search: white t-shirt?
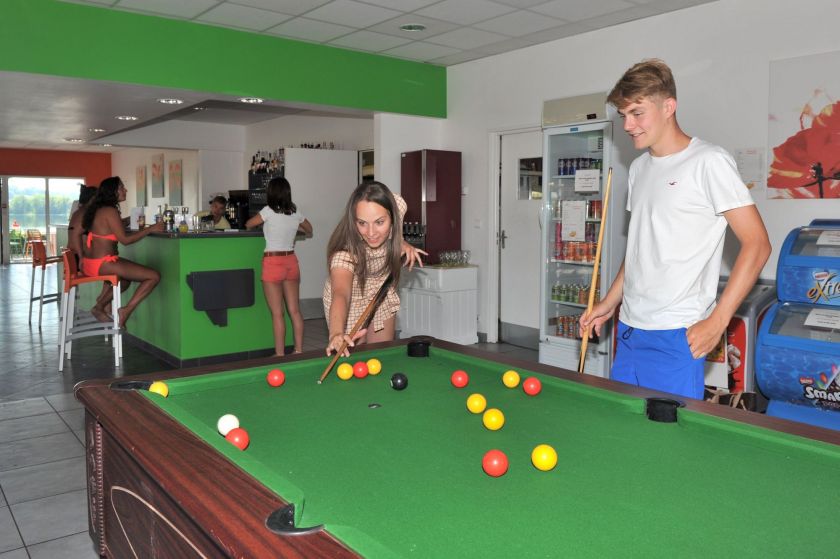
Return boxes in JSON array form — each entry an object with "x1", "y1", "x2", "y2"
[
  {"x1": 620, "y1": 137, "x2": 754, "y2": 330},
  {"x1": 259, "y1": 205, "x2": 305, "y2": 252}
]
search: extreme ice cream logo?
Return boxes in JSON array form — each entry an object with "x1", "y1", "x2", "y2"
[
  {"x1": 807, "y1": 271, "x2": 840, "y2": 304},
  {"x1": 802, "y1": 365, "x2": 840, "y2": 410}
]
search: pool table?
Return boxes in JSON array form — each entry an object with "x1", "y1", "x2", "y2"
[{"x1": 75, "y1": 338, "x2": 840, "y2": 558}]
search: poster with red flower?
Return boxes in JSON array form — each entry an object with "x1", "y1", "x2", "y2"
[{"x1": 768, "y1": 50, "x2": 840, "y2": 199}]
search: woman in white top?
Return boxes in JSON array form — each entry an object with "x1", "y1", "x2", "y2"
[{"x1": 246, "y1": 177, "x2": 312, "y2": 356}]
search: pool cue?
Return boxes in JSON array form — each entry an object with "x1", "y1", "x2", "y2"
[
  {"x1": 318, "y1": 273, "x2": 395, "y2": 384},
  {"x1": 578, "y1": 167, "x2": 613, "y2": 374}
]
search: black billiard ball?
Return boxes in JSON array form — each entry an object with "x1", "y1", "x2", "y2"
[{"x1": 390, "y1": 373, "x2": 408, "y2": 391}]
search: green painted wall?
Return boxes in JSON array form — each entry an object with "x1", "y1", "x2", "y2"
[{"x1": 1, "y1": 0, "x2": 446, "y2": 117}]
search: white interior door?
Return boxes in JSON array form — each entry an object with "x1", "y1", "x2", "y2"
[{"x1": 499, "y1": 129, "x2": 543, "y2": 345}]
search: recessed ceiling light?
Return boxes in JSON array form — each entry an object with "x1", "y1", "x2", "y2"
[
  {"x1": 115, "y1": 115, "x2": 138, "y2": 121},
  {"x1": 193, "y1": 106, "x2": 206, "y2": 111},
  {"x1": 157, "y1": 98, "x2": 184, "y2": 105},
  {"x1": 64, "y1": 138, "x2": 85, "y2": 143},
  {"x1": 88, "y1": 127, "x2": 106, "y2": 133},
  {"x1": 399, "y1": 23, "x2": 426, "y2": 32},
  {"x1": 239, "y1": 97, "x2": 264, "y2": 104},
  {"x1": 102, "y1": 144, "x2": 113, "y2": 147}
]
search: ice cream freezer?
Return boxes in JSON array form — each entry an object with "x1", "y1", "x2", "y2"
[{"x1": 756, "y1": 302, "x2": 840, "y2": 430}]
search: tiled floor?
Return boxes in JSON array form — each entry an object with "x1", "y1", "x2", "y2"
[{"x1": 0, "y1": 262, "x2": 537, "y2": 557}]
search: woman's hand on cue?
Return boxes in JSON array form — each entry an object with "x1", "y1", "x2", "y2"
[
  {"x1": 401, "y1": 241, "x2": 427, "y2": 271},
  {"x1": 326, "y1": 330, "x2": 367, "y2": 357}
]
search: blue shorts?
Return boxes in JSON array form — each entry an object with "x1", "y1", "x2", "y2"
[{"x1": 611, "y1": 321, "x2": 705, "y2": 400}]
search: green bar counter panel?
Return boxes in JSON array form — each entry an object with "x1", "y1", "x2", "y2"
[
  {"x1": 119, "y1": 231, "x2": 292, "y2": 366},
  {"x1": 75, "y1": 338, "x2": 840, "y2": 558}
]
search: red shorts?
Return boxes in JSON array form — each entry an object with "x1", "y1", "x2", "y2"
[{"x1": 262, "y1": 254, "x2": 300, "y2": 282}]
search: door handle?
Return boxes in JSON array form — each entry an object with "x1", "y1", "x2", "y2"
[{"x1": 498, "y1": 229, "x2": 507, "y2": 249}]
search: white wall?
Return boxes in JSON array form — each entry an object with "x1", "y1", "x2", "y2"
[
  {"x1": 374, "y1": 113, "x2": 446, "y2": 193},
  {"x1": 283, "y1": 148, "x2": 359, "y2": 301},
  {"x1": 423, "y1": 0, "x2": 840, "y2": 337},
  {"x1": 198, "y1": 150, "x2": 244, "y2": 210},
  {"x1": 245, "y1": 114, "x2": 373, "y2": 172},
  {"x1": 111, "y1": 147, "x2": 199, "y2": 216}
]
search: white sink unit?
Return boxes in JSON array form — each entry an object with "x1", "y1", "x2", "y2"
[{"x1": 398, "y1": 265, "x2": 478, "y2": 345}]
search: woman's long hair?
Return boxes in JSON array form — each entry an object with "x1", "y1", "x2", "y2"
[
  {"x1": 326, "y1": 181, "x2": 402, "y2": 291},
  {"x1": 266, "y1": 177, "x2": 296, "y2": 214},
  {"x1": 82, "y1": 177, "x2": 122, "y2": 231}
]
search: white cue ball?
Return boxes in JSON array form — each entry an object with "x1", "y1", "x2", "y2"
[{"x1": 216, "y1": 414, "x2": 240, "y2": 436}]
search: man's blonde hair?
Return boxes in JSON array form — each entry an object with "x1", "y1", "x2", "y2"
[{"x1": 607, "y1": 59, "x2": 676, "y2": 109}]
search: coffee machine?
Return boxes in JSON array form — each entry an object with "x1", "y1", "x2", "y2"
[{"x1": 226, "y1": 190, "x2": 250, "y2": 229}]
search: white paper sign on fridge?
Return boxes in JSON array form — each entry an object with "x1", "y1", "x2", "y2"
[
  {"x1": 574, "y1": 169, "x2": 600, "y2": 192},
  {"x1": 561, "y1": 200, "x2": 586, "y2": 241}
]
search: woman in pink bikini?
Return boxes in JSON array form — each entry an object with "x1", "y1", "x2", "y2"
[{"x1": 82, "y1": 177, "x2": 164, "y2": 327}]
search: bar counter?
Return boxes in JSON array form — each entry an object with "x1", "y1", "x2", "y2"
[{"x1": 117, "y1": 230, "x2": 292, "y2": 366}]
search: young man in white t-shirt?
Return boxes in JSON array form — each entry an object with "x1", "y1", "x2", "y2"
[{"x1": 580, "y1": 59, "x2": 771, "y2": 399}]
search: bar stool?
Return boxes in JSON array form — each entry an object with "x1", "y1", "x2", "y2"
[
  {"x1": 29, "y1": 240, "x2": 62, "y2": 328},
  {"x1": 58, "y1": 250, "x2": 122, "y2": 372}
]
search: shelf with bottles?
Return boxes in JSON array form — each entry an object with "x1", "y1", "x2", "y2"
[
  {"x1": 549, "y1": 281, "x2": 599, "y2": 306},
  {"x1": 551, "y1": 217, "x2": 602, "y2": 223},
  {"x1": 546, "y1": 312, "x2": 600, "y2": 343}
]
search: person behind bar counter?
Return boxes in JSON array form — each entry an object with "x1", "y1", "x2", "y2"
[
  {"x1": 246, "y1": 177, "x2": 312, "y2": 356},
  {"x1": 196, "y1": 195, "x2": 231, "y2": 230},
  {"x1": 82, "y1": 176, "x2": 164, "y2": 327}
]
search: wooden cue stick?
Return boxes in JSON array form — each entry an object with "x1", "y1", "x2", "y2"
[
  {"x1": 318, "y1": 273, "x2": 395, "y2": 384},
  {"x1": 578, "y1": 167, "x2": 613, "y2": 374}
]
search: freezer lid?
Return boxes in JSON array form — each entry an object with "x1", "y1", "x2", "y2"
[
  {"x1": 769, "y1": 302, "x2": 840, "y2": 343},
  {"x1": 788, "y1": 227, "x2": 840, "y2": 257}
]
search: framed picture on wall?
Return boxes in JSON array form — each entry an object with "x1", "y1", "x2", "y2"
[
  {"x1": 136, "y1": 165, "x2": 147, "y2": 207},
  {"x1": 169, "y1": 159, "x2": 183, "y2": 206},
  {"x1": 151, "y1": 153, "x2": 164, "y2": 197}
]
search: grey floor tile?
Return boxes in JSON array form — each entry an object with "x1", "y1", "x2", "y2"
[
  {"x1": 44, "y1": 394, "x2": 83, "y2": 413},
  {"x1": 0, "y1": 433, "x2": 84, "y2": 472},
  {"x1": 58, "y1": 410, "x2": 84, "y2": 432},
  {"x1": 27, "y1": 531, "x2": 98, "y2": 559},
  {"x1": 72, "y1": 430, "x2": 85, "y2": 446},
  {"x1": 0, "y1": 457, "x2": 86, "y2": 505},
  {"x1": 0, "y1": 506, "x2": 24, "y2": 553},
  {"x1": 0, "y1": 548, "x2": 28, "y2": 559},
  {"x1": 10, "y1": 489, "x2": 88, "y2": 546},
  {"x1": 0, "y1": 488, "x2": 5, "y2": 508},
  {"x1": 0, "y1": 399, "x2": 51, "y2": 422},
  {"x1": 0, "y1": 414, "x2": 68, "y2": 445}
]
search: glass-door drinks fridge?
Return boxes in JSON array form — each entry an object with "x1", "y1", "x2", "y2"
[{"x1": 539, "y1": 120, "x2": 628, "y2": 377}]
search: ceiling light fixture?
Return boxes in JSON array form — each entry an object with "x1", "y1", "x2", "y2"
[
  {"x1": 399, "y1": 23, "x2": 426, "y2": 32},
  {"x1": 115, "y1": 115, "x2": 138, "y2": 121},
  {"x1": 102, "y1": 144, "x2": 113, "y2": 147},
  {"x1": 88, "y1": 127, "x2": 106, "y2": 133},
  {"x1": 64, "y1": 138, "x2": 85, "y2": 143},
  {"x1": 239, "y1": 97, "x2": 264, "y2": 104},
  {"x1": 157, "y1": 98, "x2": 184, "y2": 105},
  {"x1": 193, "y1": 106, "x2": 206, "y2": 111}
]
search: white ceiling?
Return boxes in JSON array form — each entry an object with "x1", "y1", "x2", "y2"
[
  {"x1": 65, "y1": 0, "x2": 715, "y2": 66},
  {"x1": 4, "y1": 0, "x2": 716, "y2": 151}
]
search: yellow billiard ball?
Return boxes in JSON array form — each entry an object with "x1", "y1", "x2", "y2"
[
  {"x1": 148, "y1": 381, "x2": 169, "y2": 398},
  {"x1": 482, "y1": 408, "x2": 505, "y2": 431},
  {"x1": 531, "y1": 444, "x2": 558, "y2": 471},
  {"x1": 367, "y1": 358, "x2": 382, "y2": 375},
  {"x1": 337, "y1": 363, "x2": 354, "y2": 380},
  {"x1": 502, "y1": 370, "x2": 520, "y2": 388},
  {"x1": 466, "y1": 393, "x2": 487, "y2": 414}
]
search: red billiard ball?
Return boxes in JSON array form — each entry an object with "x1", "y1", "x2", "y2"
[
  {"x1": 225, "y1": 427, "x2": 250, "y2": 450},
  {"x1": 267, "y1": 369, "x2": 285, "y2": 387},
  {"x1": 523, "y1": 377, "x2": 542, "y2": 396},
  {"x1": 482, "y1": 449, "x2": 508, "y2": 477},
  {"x1": 353, "y1": 361, "x2": 369, "y2": 378},
  {"x1": 451, "y1": 370, "x2": 469, "y2": 388}
]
